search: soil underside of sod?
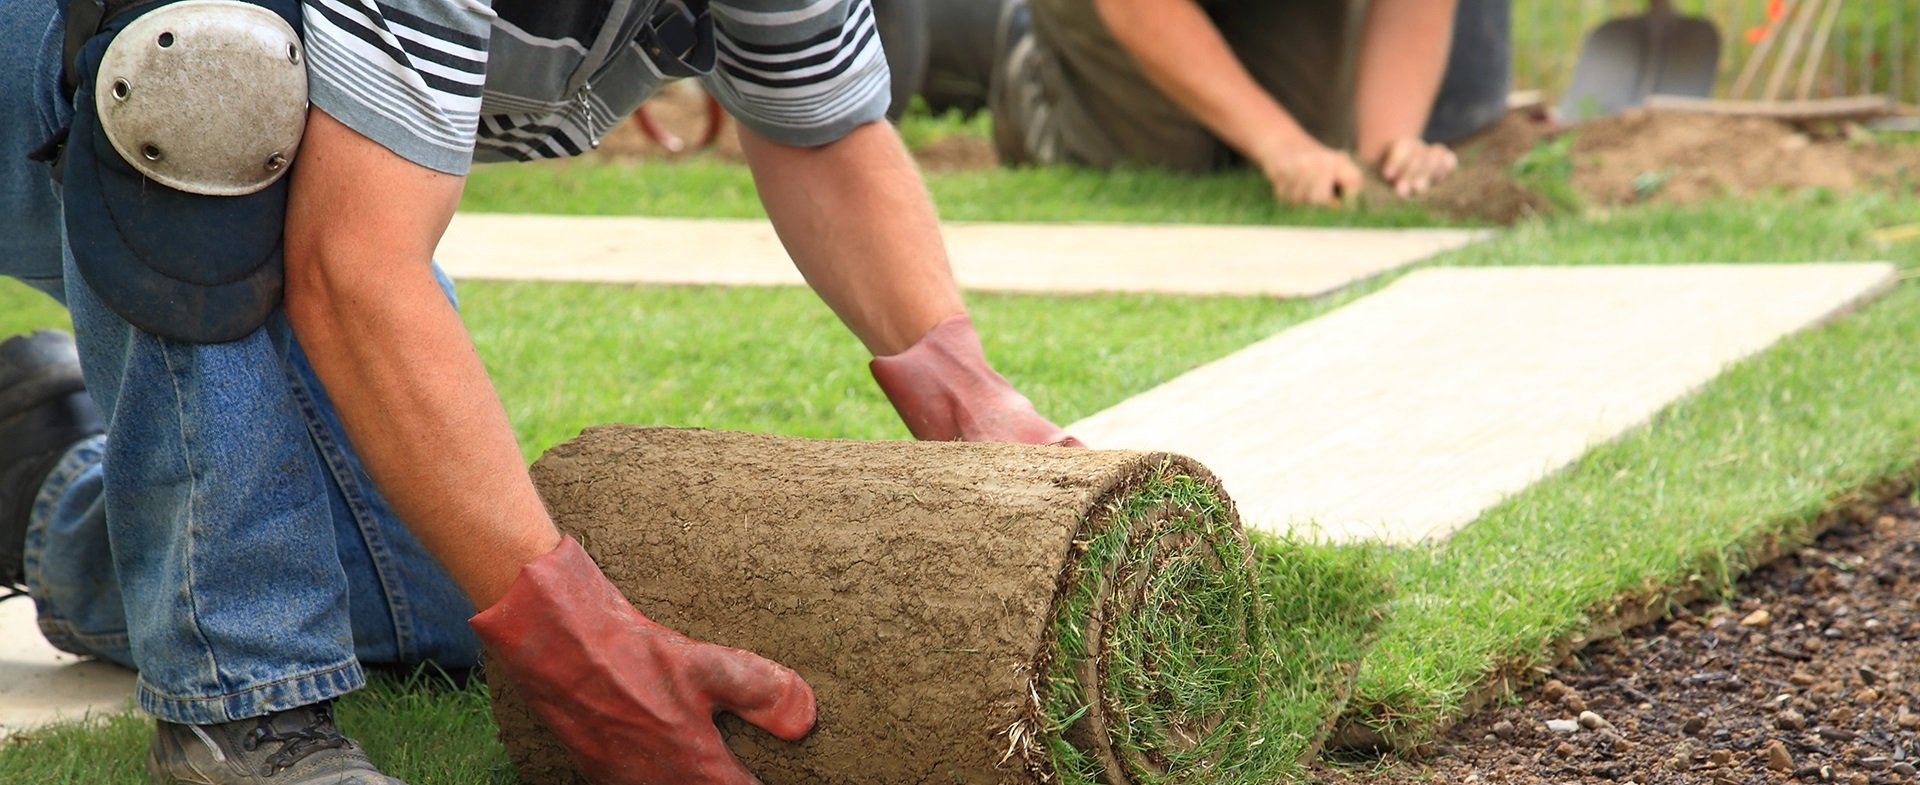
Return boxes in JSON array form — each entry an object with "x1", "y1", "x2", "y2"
[
  {"x1": 1320, "y1": 488, "x2": 1920, "y2": 785},
  {"x1": 599, "y1": 84, "x2": 1920, "y2": 225}
]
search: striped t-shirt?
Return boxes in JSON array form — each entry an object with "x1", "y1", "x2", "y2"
[{"x1": 302, "y1": 0, "x2": 891, "y2": 175}]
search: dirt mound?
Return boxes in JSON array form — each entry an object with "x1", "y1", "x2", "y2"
[
  {"x1": 1419, "y1": 108, "x2": 1920, "y2": 223},
  {"x1": 1322, "y1": 489, "x2": 1920, "y2": 785}
]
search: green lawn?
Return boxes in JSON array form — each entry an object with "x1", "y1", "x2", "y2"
[
  {"x1": 6, "y1": 140, "x2": 1920, "y2": 782},
  {"x1": 458, "y1": 156, "x2": 1465, "y2": 228}
]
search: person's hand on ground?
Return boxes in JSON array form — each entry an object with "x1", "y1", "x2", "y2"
[
  {"x1": 1373, "y1": 137, "x2": 1458, "y2": 197},
  {"x1": 1255, "y1": 139, "x2": 1365, "y2": 207},
  {"x1": 472, "y1": 537, "x2": 816, "y2": 785}
]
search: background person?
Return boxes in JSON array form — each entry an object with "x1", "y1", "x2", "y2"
[{"x1": 876, "y1": 0, "x2": 1512, "y2": 206}]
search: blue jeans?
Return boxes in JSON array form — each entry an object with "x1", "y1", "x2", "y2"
[{"x1": 3, "y1": 0, "x2": 480, "y2": 724}]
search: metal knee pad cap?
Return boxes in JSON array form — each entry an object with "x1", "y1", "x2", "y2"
[{"x1": 61, "y1": 0, "x2": 306, "y2": 344}]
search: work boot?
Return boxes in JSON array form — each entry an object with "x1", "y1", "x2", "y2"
[
  {"x1": 1, "y1": 330, "x2": 101, "y2": 592},
  {"x1": 147, "y1": 701, "x2": 405, "y2": 785},
  {"x1": 870, "y1": 314, "x2": 1084, "y2": 446},
  {"x1": 988, "y1": 0, "x2": 1056, "y2": 166}
]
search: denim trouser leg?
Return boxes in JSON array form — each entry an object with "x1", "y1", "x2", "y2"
[{"x1": 3, "y1": 0, "x2": 479, "y2": 725}]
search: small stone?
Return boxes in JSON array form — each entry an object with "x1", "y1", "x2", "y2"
[
  {"x1": 1892, "y1": 762, "x2": 1918, "y2": 777},
  {"x1": 1856, "y1": 688, "x2": 1880, "y2": 703},
  {"x1": 1825, "y1": 706, "x2": 1855, "y2": 724},
  {"x1": 1858, "y1": 666, "x2": 1885, "y2": 685},
  {"x1": 1579, "y1": 710, "x2": 1612, "y2": 731},
  {"x1": 1547, "y1": 718, "x2": 1580, "y2": 734},
  {"x1": 1683, "y1": 716, "x2": 1708, "y2": 735},
  {"x1": 1743, "y1": 609, "x2": 1774, "y2": 627},
  {"x1": 1554, "y1": 741, "x2": 1578, "y2": 758},
  {"x1": 1778, "y1": 710, "x2": 1808, "y2": 730},
  {"x1": 1790, "y1": 671, "x2": 1820, "y2": 687},
  {"x1": 1898, "y1": 708, "x2": 1920, "y2": 730},
  {"x1": 1492, "y1": 719, "x2": 1516, "y2": 740},
  {"x1": 1858, "y1": 756, "x2": 1891, "y2": 771},
  {"x1": 1793, "y1": 764, "x2": 1824, "y2": 780},
  {"x1": 1848, "y1": 774, "x2": 1869, "y2": 785},
  {"x1": 1818, "y1": 727, "x2": 1858, "y2": 742},
  {"x1": 1565, "y1": 693, "x2": 1589, "y2": 713},
  {"x1": 1542, "y1": 679, "x2": 1572, "y2": 701},
  {"x1": 1482, "y1": 733, "x2": 1499, "y2": 743},
  {"x1": 1709, "y1": 748, "x2": 1732, "y2": 766},
  {"x1": 1766, "y1": 740, "x2": 1795, "y2": 772}
]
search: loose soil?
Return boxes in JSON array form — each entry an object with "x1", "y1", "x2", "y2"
[
  {"x1": 1320, "y1": 489, "x2": 1920, "y2": 785},
  {"x1": 489, "y1": 427, "x2": 1271, "y2": 785},
  {"x1": 595, "y1": 85, "x2": 1920, "y2": 223},
  {"x1": 1417, "y1": 107, "x2": 1920, "y2": 223}
]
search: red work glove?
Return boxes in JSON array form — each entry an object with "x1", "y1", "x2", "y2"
[
  {"x1": 869, "y1": 314, "x2": 1085, "y2": 447},
  {"x1": 470, "y1": 537, "x2": 816, "y2": 785}
]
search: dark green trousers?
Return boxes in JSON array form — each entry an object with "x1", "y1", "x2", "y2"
[{"x1": 991, "y1": 0, "x2": 1364, "y2": 171}]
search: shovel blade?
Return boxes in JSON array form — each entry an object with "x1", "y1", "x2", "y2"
[{"x1": 1559, "y1": 12, "x2": 1721, "y2": 122}]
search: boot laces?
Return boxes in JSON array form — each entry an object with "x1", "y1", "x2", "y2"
[{"x1": 242, "y1": 703, "x2": 353, "y2": 775}]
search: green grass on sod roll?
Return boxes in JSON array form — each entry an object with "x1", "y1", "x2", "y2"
[
  {"x1": 6, "y1": 180, "x2": 1920, "y2": 780},
  {"x1": 1032, "y1": 470, "x2": 1355, "y2": 784}
]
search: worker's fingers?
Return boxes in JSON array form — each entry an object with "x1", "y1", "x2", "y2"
[
  {"x1": 1333, "y1": 157, "x2": 1364, "y2": 204},
  {"x1": 1390, "y1": 143, "x2": 1458, "y2": 197},
  {"x1": 695, "y1": 644, "x2": 819, "y2": 742},
  {"x1": 1419, "y1": 146, "x2": 1459, "y2": 194},
  {"x1": 1310, "y1": 166, "x2": 1340, "y2": 207},
  {"x1": 1381, "y1": 138, "x2": 1417, "y2": 183}
]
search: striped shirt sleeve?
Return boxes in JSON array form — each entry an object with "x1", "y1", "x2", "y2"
[
  {"x1": 702, "y1": 0, "x2": 891, "y2": 148},
  {"x1": 302, "y1": 0, "x2": 496, "y2": 175}
]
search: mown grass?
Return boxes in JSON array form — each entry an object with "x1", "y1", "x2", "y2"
[
  {"x1": 458, "y1": 156, "x2": 1464, "y2": 228},
  {"x1": 6, "y1": 162, "x2": 1920, "y2": 781}
]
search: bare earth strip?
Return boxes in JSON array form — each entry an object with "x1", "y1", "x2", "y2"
[
  {"x1": 1070, "y1": 263, "x2": 1897, "y2": 544},
  {"x1": 0, "y1": 599, "x2": 133, "y2": 740},
  {"x1": 436, "y1": 214, "x2": 1486, "y2": 297}
]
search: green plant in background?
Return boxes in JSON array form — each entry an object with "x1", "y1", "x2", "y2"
[{"x1": 1510, "y1": 131, "x2": 1582, "y2": 212}]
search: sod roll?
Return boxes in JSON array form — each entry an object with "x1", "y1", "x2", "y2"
[{"x1": 490, "y1": 426, "x2": 1280, "y2": 785}]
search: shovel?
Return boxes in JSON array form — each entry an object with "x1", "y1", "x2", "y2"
[{"x1": 1557, "y1": 0, "x2": 1722, "y2": 122}]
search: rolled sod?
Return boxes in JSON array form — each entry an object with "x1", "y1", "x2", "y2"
[{"x1": 487, "y1": 426, "x2": 1291, "y2": 785}]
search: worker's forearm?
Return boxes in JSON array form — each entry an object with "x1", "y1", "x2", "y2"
[
  {"x1": 286, "y1": 111, "x2": 560, "y2": 610},
  {"x1": 739, "y1": 121, "x2": 963, "y2": 356},
  {"x1": 1093, "y1": 0, "x2": 1310, "y2": 164},
  {"x1": 1353, "y1": 0, "x2": 1458, "y2": 164}
]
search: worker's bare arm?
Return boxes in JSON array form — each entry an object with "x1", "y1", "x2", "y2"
[
  {"x1": 283, "y1": 108, "x2": 561, "y2": 609},
  {"x1": 1091, "y1": 0, "x2": 1360, "y2": 205},
  {"x1": 1354, "y1": 0, "x2": 1460, "y2": 195},
  {"x1": 738, "y1": 121, "x2": 963, "y2": 356}
]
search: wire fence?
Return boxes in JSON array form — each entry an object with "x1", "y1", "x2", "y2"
[{"x1": 1512, "y1": 0, "x2": 1916, "y2": 105}]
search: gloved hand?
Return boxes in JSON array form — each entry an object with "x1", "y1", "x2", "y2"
[
  {"x1": 471, "y1": 537, "x2": 816, "y2": 785},
  {"x1": 870, "y1": 314, "x2": 1085, "y2": 447}
]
